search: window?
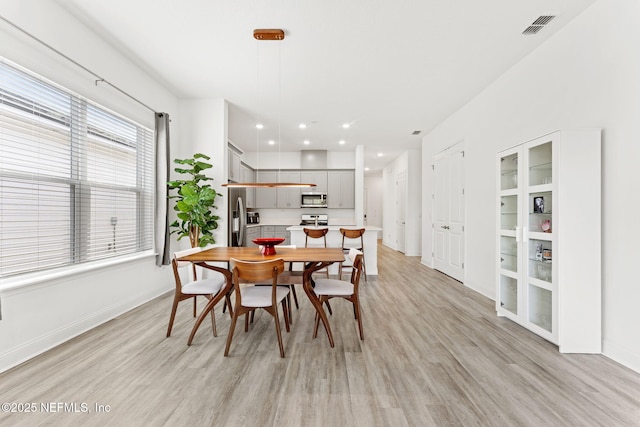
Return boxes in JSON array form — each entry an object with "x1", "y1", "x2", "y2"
[{"x1": 0, "y1": 59, "x2": 154, "y2": 277}]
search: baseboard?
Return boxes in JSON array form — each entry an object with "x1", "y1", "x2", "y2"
[
  {"x1": 602, "y1": 339, "x2": 640, "y2": 374},
  {"x1": 0, "y1": 287, "x2": 169, "y2": 374}
]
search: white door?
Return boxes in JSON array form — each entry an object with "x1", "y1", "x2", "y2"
[
  {"x1": 397, "y1": 171, "x2": 406, "y2": 253},
  {"x1": 433, "y1": 143, "x2": 465, "y2": 281}
]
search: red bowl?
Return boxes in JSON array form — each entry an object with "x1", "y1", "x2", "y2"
[
  {"x1": 252, "y1": 238, "x2": 286, "y2": 245},
  {"x1": 252, "y1": 237, "x2": 285, "y2": 255}
]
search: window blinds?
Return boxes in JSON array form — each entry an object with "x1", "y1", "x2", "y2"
[{"x1": 0, "y1": 59, "x2": 154, "y2": 277}]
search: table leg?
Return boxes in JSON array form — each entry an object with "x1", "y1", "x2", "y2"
[
  {"x1": 187, "y1": 264, "x2": 233, "y2": 346},
  {"x1": 303, "y1": 261, "x2": 335, "y2": 347}
]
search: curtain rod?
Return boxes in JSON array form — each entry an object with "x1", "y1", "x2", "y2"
[{"x1": 0, "y1": 15, "x2": 158, "y2": 114}]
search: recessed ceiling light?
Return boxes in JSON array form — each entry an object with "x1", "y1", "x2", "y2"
[
  {"x1": 268, "y1": 140, "x2": 276, "y2": 145},
  {"x1": 339, "y1": 140, "x2": 346, "y2": 145},
  {"x1": 365, "y1": 167, "x2": 370, "y2": 171},
  {"x1": 256, "y1": 123, "x2": 264, "y2": 129},
  {"x1": 377, "y1": 153, "x2": 383, "y2": 157},
  {"x1": 342, "y1": 123, "x2": 350, "y2": 129},
  {"x1": 303, "y1": 140, "x2": 310, "y2": 145},
  {"x1": 299, "y1": 123, "x2": 307, "y2": 129}
]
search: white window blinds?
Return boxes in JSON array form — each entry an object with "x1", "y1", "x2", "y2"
[{"x1": 0, "y1": 59, "x2": 154, "y2": 277}]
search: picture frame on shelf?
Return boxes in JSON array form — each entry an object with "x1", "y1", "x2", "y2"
[{"x1": 533, "y1": 196, "x2": 544, "y2": 213}]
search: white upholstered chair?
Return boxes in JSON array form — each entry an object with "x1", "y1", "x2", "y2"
[
  {"x1": 166, "y1": 247, "x2": 231, "y2": 338},
  {"x1": 312, "y1": 248, "x2": 364, "y2": 341},
  {"x1": 225, "y1": 258, "x2": 290, "y2": 358}
]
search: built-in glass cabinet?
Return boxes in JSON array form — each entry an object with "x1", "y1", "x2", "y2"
[{"x1": 496, "y1": 130, "x2": 602, "y2": 353}]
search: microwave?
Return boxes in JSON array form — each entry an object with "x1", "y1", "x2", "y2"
[{"x1": 301, "y1": 192, "x2": 327, "y2": 208}]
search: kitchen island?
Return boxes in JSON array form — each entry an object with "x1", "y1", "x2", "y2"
[{"x1": 286, "y1": 225, "x2": 382, "y2": 276}]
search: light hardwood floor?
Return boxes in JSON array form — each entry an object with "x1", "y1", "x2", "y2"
[{"x1": 1, "y1": 243, "x2": 639, "y2": 426}]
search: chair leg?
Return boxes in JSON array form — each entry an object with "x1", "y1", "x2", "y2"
[
  {"x1": 325, "y1": 299, "x2": 333, "y2": 315},
  {"x1": 286, "y1": 292, "x2": 293, "y2": 325},
  {"x1": 361, "y1": 256, "x2": 367, "y2": 283},
  {"x1": 272, "y1": 306, "x2": 285, "y2": 358},
  {"x1": 224, "y1": 293, "x2": 234, "y2": 318},
  {"x1": 224, "y1": 311, "x2": 239, "y2": 357},
  {"x1": 354, "y1": 296, "x2": 364, "y2": 340},
  {"x1": 313, "y1": 296, "x2": 327, "y2": 339},
  {"x1": 290, "y1": 285, "x2": 299, "y2": 309},
  {"x1": 282, "y1": 299, "x2": 291, "y2": 333},
  {"x1": 193, "y1": 296, "x2": 197, "y2": 317},
  {"x1": 210, "y1": 303, "x2": 217, "y2": 337},
  {"x1": 166, "y1": 294, "x2": 181, "y2": 337},
  {"x1": 245, "y1": 311, "x2": 252, "y2": 332}
]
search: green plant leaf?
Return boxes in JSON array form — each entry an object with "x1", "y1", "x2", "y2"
[{"x1": 167, "y1": 152, "x2": 220, "y2": 246}]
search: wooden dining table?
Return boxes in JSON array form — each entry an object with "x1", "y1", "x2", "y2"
[{"x1": 177, "y1": 246, "x2": 346, "y2": 348}]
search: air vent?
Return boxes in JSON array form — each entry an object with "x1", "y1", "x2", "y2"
[
  {"x1": 522, "y1": 15, "x2": 556, "y2": 35},
  {"x1": 411, "y1": 130, "x2": 422, "y2": 135}
]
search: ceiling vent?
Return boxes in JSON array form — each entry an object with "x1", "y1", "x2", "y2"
[
  {"x1": 411, "y1": 130, "x2": 422, "y2": 135},
  {"x1": 522, "y1": 15, "x2": 556, "y2": 35}
]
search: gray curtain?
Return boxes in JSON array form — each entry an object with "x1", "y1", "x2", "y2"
[{"x1": 155, "y1": 112, "x2": 171, "y2": 266}]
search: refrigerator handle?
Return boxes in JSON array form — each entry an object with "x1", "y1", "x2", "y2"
[{"x1": 237, "y1": 196, "x2": 245, "y2": 246}]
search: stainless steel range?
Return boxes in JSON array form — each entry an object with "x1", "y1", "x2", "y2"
[{"x1": 300, "y1": 214, "x2": 328, "y2": 226}]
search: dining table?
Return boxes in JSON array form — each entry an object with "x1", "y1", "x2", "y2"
[{"x1": 177, "y1": 246, "x2": 346, "y2": 348}]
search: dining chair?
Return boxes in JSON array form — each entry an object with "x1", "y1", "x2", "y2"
[
  {"x1": 339, "y1": 228, "x2": 367, "y2": 283},
  {"x1": 167, "y1": 247, "x2": 232, "y2": 338},
  {"x1": 312, "y1": 248, "x2": 365, "y2": 341},
  {"x1": 279, "y1": 228, "x2": 330, "y2": 312},
  {"x1": 225, "y1": 258, "x2": 291, "y2": 358}
]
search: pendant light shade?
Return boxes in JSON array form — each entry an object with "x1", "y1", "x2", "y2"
[{"x1": 222, "y1": 29, "x2": 315, "y2": 189}]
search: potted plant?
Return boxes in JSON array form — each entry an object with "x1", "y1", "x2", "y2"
[{"x1": 168, "y1": 153, "x2": 221, "y2": 247}]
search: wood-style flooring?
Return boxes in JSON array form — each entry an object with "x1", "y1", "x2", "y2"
[{"x1": 1, "y1": 243, "x2": 639, "y2": 426}]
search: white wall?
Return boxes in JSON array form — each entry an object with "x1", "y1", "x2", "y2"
[
  {"x1": 177, "y1": 98, "x2": 229, "y2": 247},
  {"x1": 364, "y1": 173, "x2": 383, "y2": 228},
  {"x1": 0, "y1": 1, "x2": 179, "y2": 372},
  {"x1": 421, "y1": 0, "x2": 640, "y2": 372}
]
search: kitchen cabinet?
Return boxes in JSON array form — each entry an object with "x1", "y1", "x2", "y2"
[
  {"x1": 263, "y1": 225, "x2": 289, "y2": 245},
  {"x1": 327, "y1": 170, "x2": 355, "y2": 208},
  {"x1": 277, "y1": 171, "x2": 301, "y2": 208},
  {"x1": 275, "y1": 225, "x2": 291, "y2": 245},
  {"x1": 496, "y1": 129, "x2": 601, "y2": 353},
  {"x1": 245, "y1": 225, "x2": 261, "y2": 247},
  {"x1": 241, "y1": 163, "x2": 255, "y2": 208},
  {"x1": 301, "y1": 170, "x2": 328, "y2": 193},
  {"x1": 228, "y1": 147, "x2": 241, "y2": 182},
  {"x1": 255, "y1": 171, "x2": 278, "y2": 208}
]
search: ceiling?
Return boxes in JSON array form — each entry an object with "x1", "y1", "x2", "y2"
[{"x1": 56, "y1": 0, "x2": 596, "y2": 172}]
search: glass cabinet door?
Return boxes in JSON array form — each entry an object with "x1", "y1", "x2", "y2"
[
  {"x1": 525, "y1": 139, "x2": 554, "y2": 337},
  {"x1": 499, "y1": 275, "x2": 518, "y2": 315},
  {"x1": 498, "y1": 149, "x2": 521, "y2": 318},
  {"x1": 500, "y1": 152, "x2": 518, "y2": 191}
]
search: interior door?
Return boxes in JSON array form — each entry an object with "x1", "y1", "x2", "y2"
[
  {"x1": 397, "y1": 171, "x2": 406, "y2": 253},
  {"x1": 433, "y1": 143, "x2": 465, "y2": 281}
]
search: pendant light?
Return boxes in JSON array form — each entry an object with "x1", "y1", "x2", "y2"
[{"x1": 223, "y1": 29, "x2": 315, "y2": 188}]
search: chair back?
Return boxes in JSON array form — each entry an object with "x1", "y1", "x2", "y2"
[
  {"x1": 304, "y1": 227, "x2": 328, "y2": 247},
  {"x1": 230, "y1": 258, "x2": 285, "y2": 304},
  {"x1": 172, "y1": 247, "x2": 203, "y2": 288},
  {"x1": 349, "y1": 252, "x2": 364, "y2": 287},
  {"x1": 231, "y1": 258, "x2": 285, "y2": 283},
  {"x1": 340, "y1": 228, "x2": 365, "y2": 249}
]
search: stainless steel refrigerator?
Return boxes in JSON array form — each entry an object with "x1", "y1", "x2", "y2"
[{"x1": 227, "y1": 187, "x2": 246, "y2": 247}]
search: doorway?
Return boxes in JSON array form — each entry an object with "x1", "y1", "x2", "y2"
[
  {"x1": 433, "y1": 142, "x2": 465, "y2": 281},
  {"x1": 397, "y1": 171, "x2": 406, "y2": 253}
]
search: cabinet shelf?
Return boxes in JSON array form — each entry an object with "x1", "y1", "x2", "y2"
[{"x1": 529, "y1": 161, "x2": 552, "y2": 171}]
